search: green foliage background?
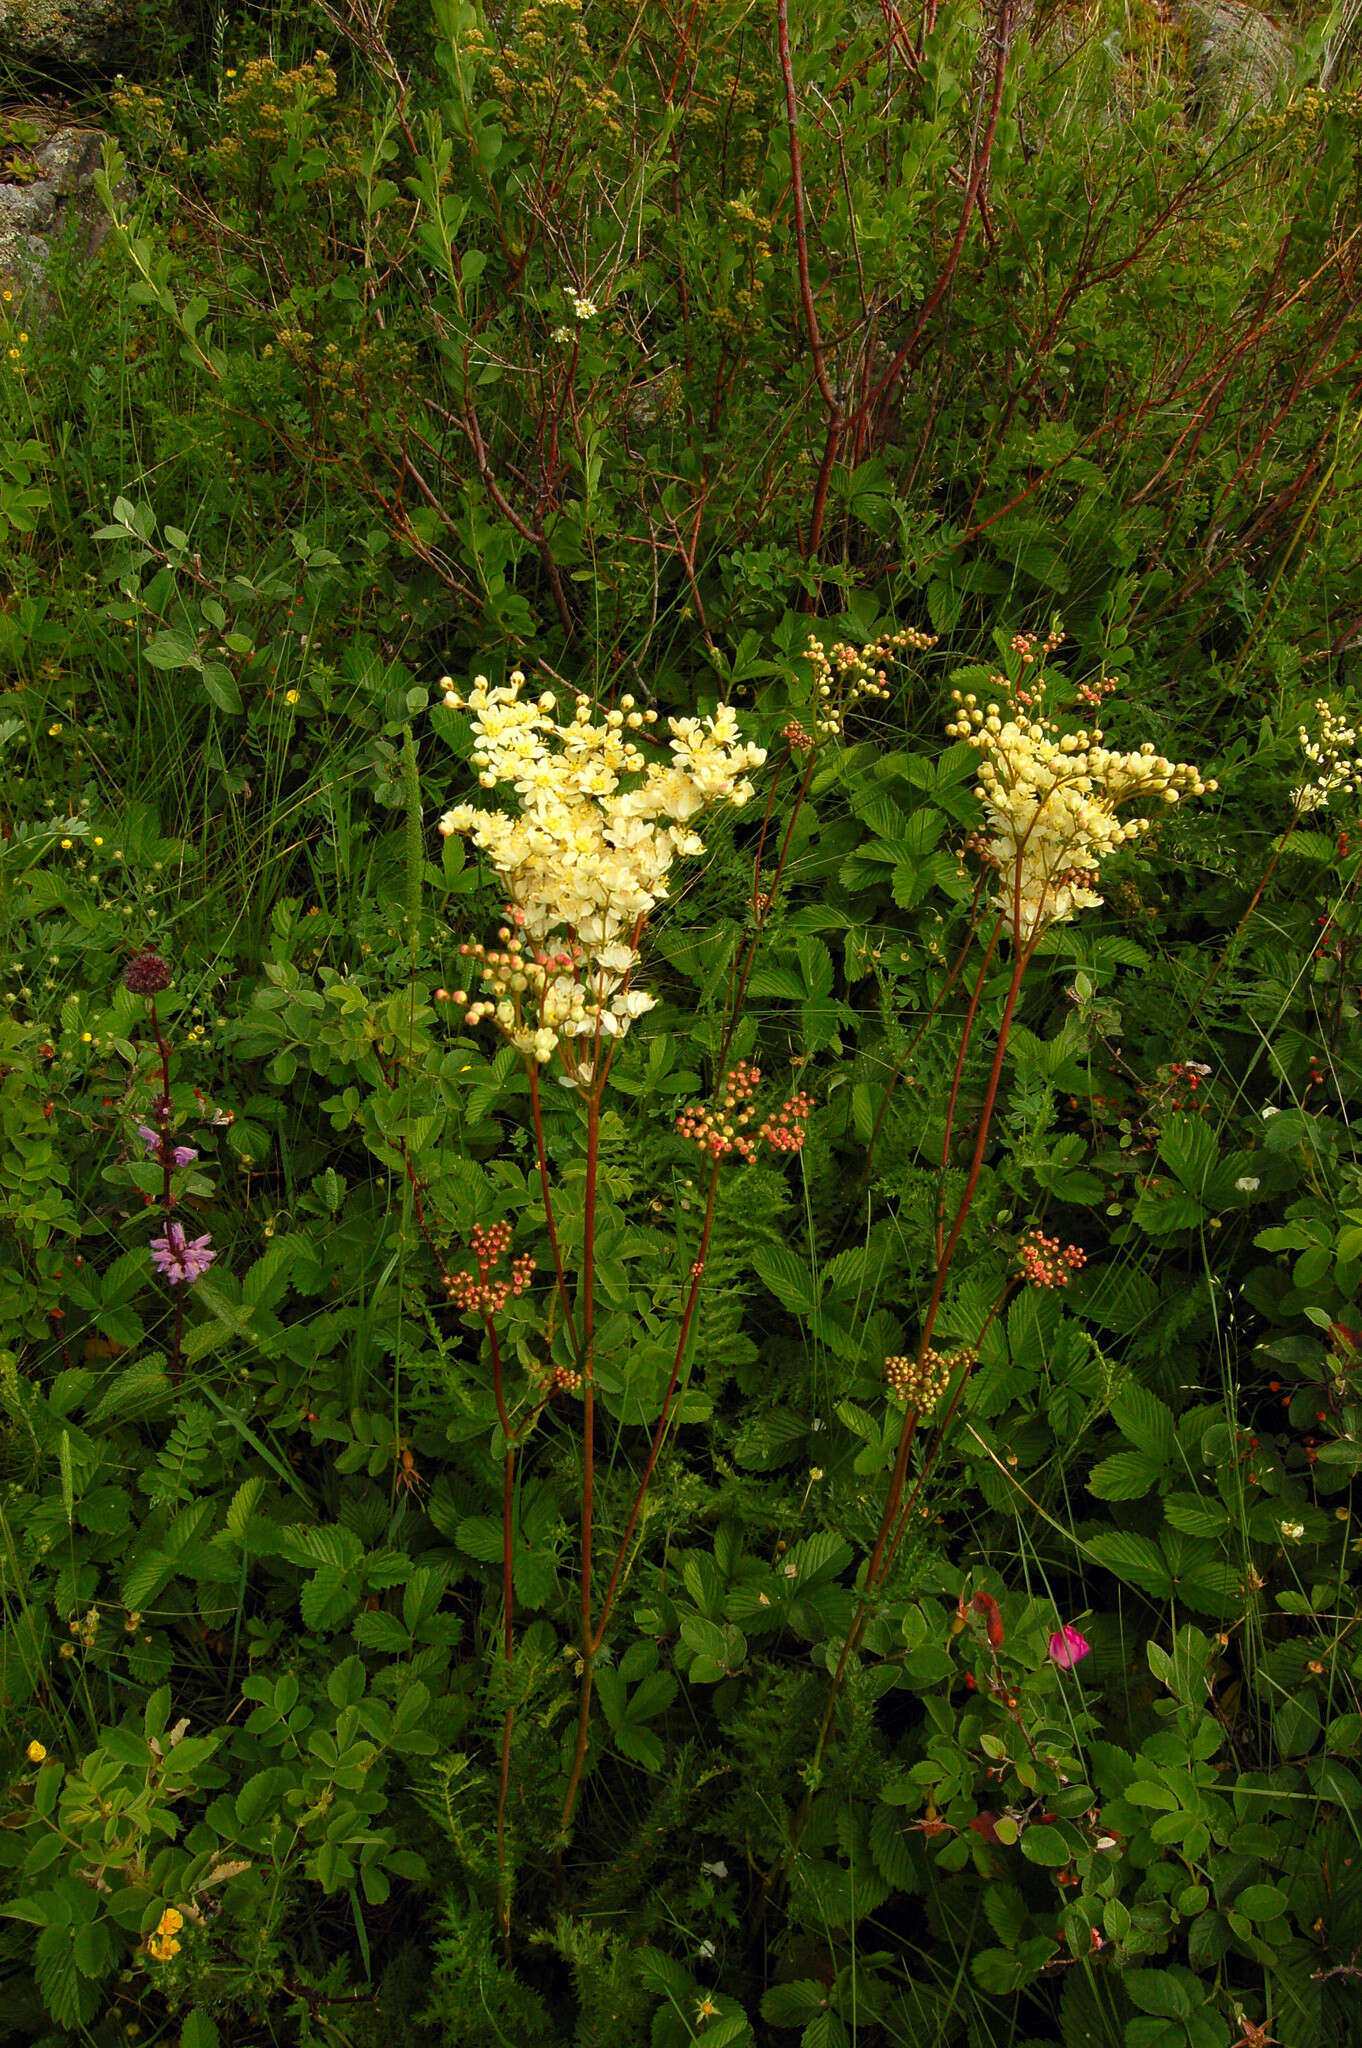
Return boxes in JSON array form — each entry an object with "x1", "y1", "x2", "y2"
[{"x1": 1, "y1": 1, "x2": 1362, "y2": 2043}]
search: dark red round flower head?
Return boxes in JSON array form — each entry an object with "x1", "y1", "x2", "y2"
[{"x1": 123, "y1": 949, "x2": 173, "y2": 995}]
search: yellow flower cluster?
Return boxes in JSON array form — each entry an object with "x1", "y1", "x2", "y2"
[
  {"x1": 1293, "y1": 699, "x2": 1361, "y2": 816},
  {"x1": 147, "y1": 1906, "x2": 183, "y2": 1962},
  {"x1": 439, "y1": 671, "x2": 765, "y2": 1081},
  {"x1": 947, "y1": 672, "x2": 1214, "y2": 943},
  {"x1": 884, "y1": 1347, "x2": 969, "y2": 1412},
  {"x1": 807, "y1": 626, "x2": 936, "y2": 738}
]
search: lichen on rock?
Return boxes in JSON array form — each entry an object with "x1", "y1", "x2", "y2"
[
  {"x1": 0, "y1": 0, "x2": 138, "y2": 66},
  {"x1": 0, "y1": 121, "x2": 129, "y2": 307}
]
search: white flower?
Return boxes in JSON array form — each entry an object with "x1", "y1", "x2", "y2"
[
  {"x1": 1235, "y1": 1176, "x2": 1260, "y2": 1193},
  {"x1": 1261, "y1": 1106, "x2": 1282, "y2": 1120},
  {"x1": 1279, "y1": 1521, "x2": 1304, "y2": 1541},
  {"x1": 699, "y1": 1860, "x2": 728, "y2": 1878},
  {"x1": 551, "y1": 325, "x2": 574, "y2": 343}
]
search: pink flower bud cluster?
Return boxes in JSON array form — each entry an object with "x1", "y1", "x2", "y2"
[
  {"x1": 446, "y1": 1221, "x2": 535, "y2": 1317},
  {"x1": 675, "y1": 1062, "x2": 812, "y2": 1162},
  {"x1": 806, "y1": 626, "x2": 936, "y2": 739},
  {"x1": 1017, "y1": 1228, "x2": 1086, "y2": 1290},
  {"x1": 1010, "y1": 627, "x2": 1064, "y2": 665},
  {"x1": 538, "y1": 1362, "x2": 583, "y2": 1399}
]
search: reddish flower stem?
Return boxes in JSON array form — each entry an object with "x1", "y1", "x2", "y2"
[
  {"x1": 935, "y1": 913, "x2": 1004, "y2": 1261},
  {"x1": 558, "y1": 1089, "x2": 602, "y2": 1846},
  {"x1": 841, "y1": 875, "x2": 990, "y2": 1233},
  {"x1": 590, "y1": 1162, "x2": 722, "y2": 1655},
  {"x1": 787, "y1": 935, "x2": 1034, "y2": 1864},
  {"x1": 485, "y1": 1315, "x2": 517, "y2": 1952},
  {"x1": 528, "y1": 1061, "x2": 581, "y2": 1359}
]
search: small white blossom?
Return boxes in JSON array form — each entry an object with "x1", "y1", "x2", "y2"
[
  {"x1": 1235, "y1": 1175, "x2": 1260, "y2": 1193},
  {"x1": 1261, "y1": 1106, "x2": 1282, "y2": 1120},
  {"x1": 700, "y1": 1860, "x2": 728, "y2": 1878},
  {"x1": 1279, "y1": 1521, "x2": 1305, "y2": 1541}
]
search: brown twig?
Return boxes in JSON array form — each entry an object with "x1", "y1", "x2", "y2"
[{"x1": 776, "y1": 0, "x2": 844, "y2": 565}]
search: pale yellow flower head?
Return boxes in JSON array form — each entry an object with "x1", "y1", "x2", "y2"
[
  {"x1": 439, "y1": 670, "x2": 766, "y2": 1081},
  {"x1": 947, "y1": 652, "x2": 1214, "y2": 944},
  {"x1": 1292, "y1": 699, "x2": 1360, "y2": 817}
]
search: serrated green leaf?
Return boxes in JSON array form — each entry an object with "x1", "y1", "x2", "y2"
[
  {"x1": 300, "y1": 1563, "x2": 361, "y2": 1631},
  {"x1": 751, "y1": 1245, "x2": 821, "y2": 1316},
  {"x1": 761, "y1": 1980, "x2": 826, "y2": 2026},
  {"x1": 1088, "y1": 1450, "x2": 1161, "y2": 1500},
  {"x1": 35, "y1": 1922, "x2": 100, "y2": 2027},
  {"x1": 354, "y1": 1610, "x2": 414, "y2": 1655},
  {"x1": 1162, "y1": 1494, "x2": 1229, "y2": 1538},
  {"x1": 1085, "y1": 1531, "x2": 1174, "y2": 1598},
  {"x1": 1110, "y1": 1384, "x2": 1174, "y2": 1461}
]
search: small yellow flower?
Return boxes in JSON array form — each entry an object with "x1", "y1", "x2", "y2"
[
  {"x1": 81, "y1": 1031, "x2": 93, "y2": 1044},
  {"x1": 157, "y1": 1907, "x2": 184, "y2": 1935},
  {"x1": 93, "y1": 836, "x2": 104, "y2": 847},
  {"x1": 1, "y1": 289, "x2": 11, "y2": 302},
  {"x1": 49, "y1": 724, "x2": 63, "y2": 736},
  {"x1": 225, "y1": 67, "x2": 237, "y2": 77},
  {"x1": 60, "y1": 837, "x2": 72, "y2": 848},
  {"x1": 284, "y1": 689, "x2": 299, "y2": 705},
  {"x1": 17, "y1": 332, "x2": 27, "y2": 344},
  {"x1": 25, "y1": 1740, "x2": 46, "y2": 1763}
]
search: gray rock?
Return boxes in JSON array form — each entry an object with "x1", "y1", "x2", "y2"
[
  {"x1": 1175, "y1": 0, "x2": 1297, "y2": 121},
  {"x1": 0, "y1": 0, "x2": 138, "y2": 66},
  {"x1": 0, "y1": 123, "x2": 125, "y2": 303}
]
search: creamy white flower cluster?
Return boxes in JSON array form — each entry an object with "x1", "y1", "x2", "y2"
[
  {"x1": 438, "y1": 670, "x2": 766, "y2": 1080},
  {"x1": 1292, "y1": 699, "x2": 1361, "y2": 816},
  {"x1": 947, "y1": 674, "x2": 1214, "y2": 943}
]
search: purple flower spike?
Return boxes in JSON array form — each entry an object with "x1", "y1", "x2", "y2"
[
  {"x1": 138, "y1": 1127, "x2": 198, "y2": 1168},
  {"x1": 1047, "y1": 1624, "x2": 1091, "y2": 1671},
  {"x1": 150, "y1": 1222, "x2": 216, "y2": 1287}
]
